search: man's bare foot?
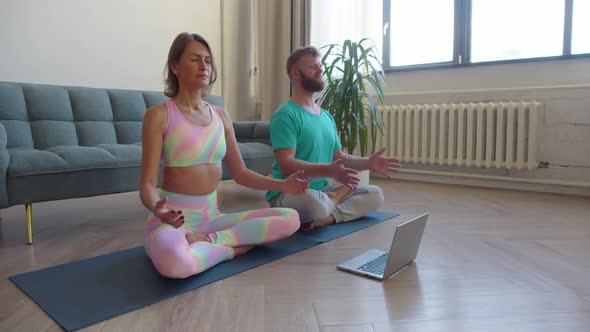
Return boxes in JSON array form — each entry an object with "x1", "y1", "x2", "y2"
[
  {"x1": 232, "y1": 245, "x2": 254, "y2": 256},
  {"x1": 325, "y1": 186, "x2": 352, "y2": 205},
  {"x1": 186, "y1": 232, "x2": 212, "y2": 245},
  {"x1": 300, "y1": 216, "x2": 336, "y2": 232}
]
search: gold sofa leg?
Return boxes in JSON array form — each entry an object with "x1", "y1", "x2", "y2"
[{"x1": 25, "y1": 204, "x2": 33, "y2": 245}]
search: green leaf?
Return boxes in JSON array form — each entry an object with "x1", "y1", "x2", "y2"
[{"x1": 320, "y1": 38, "x2": 385, "y2": 156}]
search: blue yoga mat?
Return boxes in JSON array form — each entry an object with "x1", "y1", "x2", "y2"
[{"x1": 10, "y1": 211, "x2": 398, "y2": 331}]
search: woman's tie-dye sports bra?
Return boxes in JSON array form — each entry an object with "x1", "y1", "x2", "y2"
[{"x1": 161, "y1": 99, "x2": 227, "y2": 167}]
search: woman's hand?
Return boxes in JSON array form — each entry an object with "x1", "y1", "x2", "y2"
[
  {"x1": 281, "y1": 170, "x2": 310, "y2": 194},
  {"x1": 153, "y1": 197, "x2": 185, "y2": 228}
]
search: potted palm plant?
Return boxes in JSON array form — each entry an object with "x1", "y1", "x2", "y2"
[{"x1": 316, "y1": 38, "x2": 385, "y2": 183}]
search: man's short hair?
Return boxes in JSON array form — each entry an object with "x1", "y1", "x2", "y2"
[{"x1": 286, "y1": 46, "x2": 320, "y2": 79}]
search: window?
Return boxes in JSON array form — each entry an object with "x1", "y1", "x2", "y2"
[
  {"x1": 572, "y1": 0, "x2": 590, "y2": 54},
  {"x1": 389, "y1": 0, "x2": 454, "y2": 66},
  {"x1": 310, "y1": 0, "x2": 382, "y2": 56},
  {"x1": 471, "y1": 0, "x2": 564, "y2": 62},
  {"x1": 310, "y1": 0, "x2": 590, "y2": 71}
]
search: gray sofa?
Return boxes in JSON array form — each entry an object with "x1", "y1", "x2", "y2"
[{"x1": 0, "y1": 81, "x2": 273, "y2": 244}]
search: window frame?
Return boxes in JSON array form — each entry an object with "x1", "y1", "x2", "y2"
[{"x1": 382, "y1": 0, "x2": 590, "y2": 72}]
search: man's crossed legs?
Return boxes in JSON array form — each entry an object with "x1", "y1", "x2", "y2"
[{"x1": 270, "y1": 184, "x2": 384, "y2": 231}]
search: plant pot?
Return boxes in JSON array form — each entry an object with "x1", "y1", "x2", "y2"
[{"x1": 357, "y1": 169, "x2": 370, "y2": 186}]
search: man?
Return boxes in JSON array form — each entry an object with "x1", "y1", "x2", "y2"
[{"x1": 266, "y1": 46, "x2": 401, "y2": 231}]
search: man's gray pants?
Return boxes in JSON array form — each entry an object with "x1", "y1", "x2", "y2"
[{"x1": 269, "y1": 184, "x2": 384, "y2": 224}]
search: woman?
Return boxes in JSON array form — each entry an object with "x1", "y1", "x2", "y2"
[{"x1": 140, "y1": 32, "x2": 308, "y2": 279}]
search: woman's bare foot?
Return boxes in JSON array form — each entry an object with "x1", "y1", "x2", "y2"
[
  {"x1": 186, "y1": 232, "x2": 212, "y2": 245},
  {"x1": 300, "y1": 215, "x2": 336, "y2": 232},
  {"x1": 325, "y1": 186, "x2": 352, "y2": 205},
  {"x1": 232, "y1": 245, "x2": 255, "y2": 256}
]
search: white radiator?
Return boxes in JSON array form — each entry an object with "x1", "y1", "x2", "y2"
[{"x1": 375, "y1": 101, "x2": 542, "y2": 170}]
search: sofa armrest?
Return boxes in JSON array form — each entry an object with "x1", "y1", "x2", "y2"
[
  {"x1": 232, "y1": 121, "x2": 271, "y2": 145},
  {"x1": 0, "y1": 122, "x2": 10, "y2": 208}
]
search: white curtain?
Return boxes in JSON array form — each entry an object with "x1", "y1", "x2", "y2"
[
  {"x1": 220, "y1": 0, "x2": 256, "y2": 120},
  {"x1": 220, "y1": 0, "x2": 380, "y2": 120},
  {"x1": 221, "y1": 0, "x2": 311, "y2": 121},
  {"x1": 292, "y1": 0, "x2": 311, "y2": 50},
  {"x1": 253, "y1": 0, "x2": 292, "y2": 120}
]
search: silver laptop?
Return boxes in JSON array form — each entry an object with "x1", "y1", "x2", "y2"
[{"x1": 337, "y1": 213, "x2": 429, "y2": 281}]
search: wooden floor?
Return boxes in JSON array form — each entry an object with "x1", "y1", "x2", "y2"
[{"x1": 1, "y1": 178, "x2": 589, "y2": 331}]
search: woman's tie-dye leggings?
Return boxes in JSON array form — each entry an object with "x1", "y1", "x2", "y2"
[{"x1": 145, "y1": 189, "x2": 300, "y2": 279}]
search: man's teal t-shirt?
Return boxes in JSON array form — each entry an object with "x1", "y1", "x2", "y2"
[{"x1": 266, "y1": 100, "x2": 342, "y2": 202}]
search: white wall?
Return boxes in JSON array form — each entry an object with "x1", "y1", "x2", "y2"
[
  {"x1": 384, "y1": 57, "x2": 590, "y2": 93},
  {"x1": 0, "y1": 0, "x2": 222, "y2": 94},
  {"x1": 381, "y1": 58, "x2": 590, "y2": 195}
]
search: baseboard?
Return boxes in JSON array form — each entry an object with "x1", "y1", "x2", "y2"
[{"x1": 373, "y1": 170, "x2": 590, "y2": 197}]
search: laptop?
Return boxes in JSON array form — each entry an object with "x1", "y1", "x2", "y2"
[{"x1": 337, "y1": 213, "x2": 429, "y2": 281}]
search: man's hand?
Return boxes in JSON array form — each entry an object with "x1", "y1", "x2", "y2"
[
  {"x1": 281, "y1": 170, "x2": 310, "y2": 194},
  {"x1": 368, "y1": 148, "x2": 401, "y2": 177},
  {"x1": 153, "y1": 197, "x2": 185, "y2": 228},
  {"x1": 329, "y1": 158, "x2": 359, "y2": 189}
]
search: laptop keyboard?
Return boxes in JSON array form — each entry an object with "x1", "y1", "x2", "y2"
[{"x1": 358, "y1": 253, "x2": 389, "y2": 275}]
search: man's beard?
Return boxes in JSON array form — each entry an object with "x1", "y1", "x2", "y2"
[{"x1": 299, "y1": 71, "x2": 325, "y2": 92}]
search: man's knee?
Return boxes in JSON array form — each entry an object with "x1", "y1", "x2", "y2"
[
  {"x1": 358, "y1": 184, "x2": 384, "y2": 210},
  {"x1": 278, "y1": 190, "x2": 333, "y2": 223}
]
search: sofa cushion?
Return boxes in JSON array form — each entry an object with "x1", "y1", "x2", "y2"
[
  {"x1": 108, "y1": 90, "x2": 146, "y2": 145},
  {"x1": 8, "y1": 145, "x2": 141, "y2": 177},
  {"x1": 204, "y1": 95, "x2": 225, "y2": 108},
  {"x1": 233, "y1": 121, "x2": 271, "y2": 145},
  {"x1": 8, "y1": 142, "x2": 270, "y2": 178},
  {"x1": 8, "y1": 149, "x2": 69, "y2": 176},
  {"x1": 1, "y1": 120, "x2": 34, "y2": 149},
  {"x1": 0, "y1": 83, "x2": 28, "y2": 121},
  {"x1": 235, "y1": 142, "x2": 273, "y2": 177},
  {"x1": 69, "y1": 87, "x2": 113, "y2": 122},
  {"x1": 0, "y1": 83, "x2": 34, "y2": 149},
  {"x1": 76, "y1": 122, "x2": 117, "y2": 146},
  {"x1": 142, "y1": 91, "x2": 168, "y2": 109},
  {"x1": 109, "y1": 90, "x2": 146, "y2": 122},
  {"x1": 114, "y1": 122, "x2": 143, "y2": 145},
  {"x1": 238, "y1": 142, "x2": 273, "y2": 159},
  {"x1": 23, "y1": 85, "x2": 82, "y2": 150},
  {"x1": 30, "y1": 121, "x2": 79, "y2": 149},
  {"x1": 69, "y1": 87, "x2": 119, "y2": 146},
  {"x1": 23, "y1": 85, "x2": 74, "y2": 121},
  {"x1": 94, "y1": 144, "x2": 142, "y2": 164}
]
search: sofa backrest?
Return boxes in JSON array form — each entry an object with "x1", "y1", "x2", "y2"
[{"x1": 0, "y1": 82, "x2": 224, "y2": 150}]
